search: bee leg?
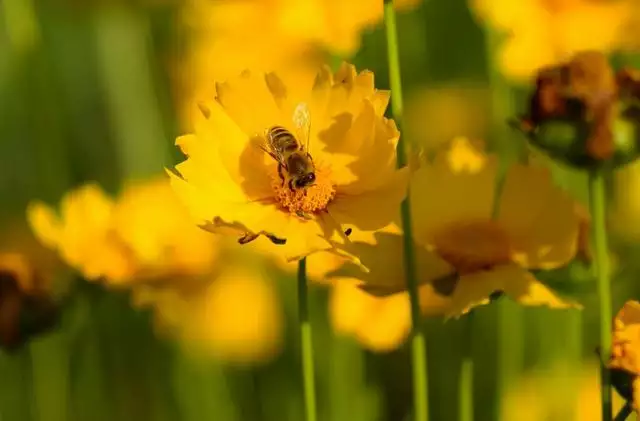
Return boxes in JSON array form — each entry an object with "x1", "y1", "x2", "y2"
[
  {"x1": 238, "y1": 232, "x2": 260, "y2": 245},
  {"x1": 288, "y1": 179, "x2": 296, "y2": 192},
  {"x1": 296, "y1": 211, "x2": 313, "y2": 220},
  {"x1": 265, "y1": 234, "x2": 287, "y2": 245},
  {"x1": 278, "y1": 164, "x2": 286, "y2": 187},
  {"x1": 344, "y1": 228, "x2": 352, "y2": 237}
]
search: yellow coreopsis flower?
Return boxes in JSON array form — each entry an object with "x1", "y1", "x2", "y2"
[
  {"x1": 132, "y1": 261, "x2": 284, "y2": 365},
  {"x1": 609, "y1": 300, "x2": 640, "y2": 412},
  {"x1": 502, "y1": 360, "x2": 626, "y2": 421},
  {"x1": 177, "y1": 0, "x2": 422, "y2": 128},
  {"x1": 170, "y1": 62, "x2": 409, "y2": 263},
  {"x1": 330, "y1": 137, "x2": 582, "y2": 318},
  {"x1": 329, "y1": 277, "x2": 450, "y2": 352},
  {"x1": 27, "y1": 178, "x2": 218, "y2": 285},
  {"x1": 27, "y1": 184, "x2": 135, "y2": 282},
  {"x1": 471, "y1": 0, "x2": 634, "y2": 80}
]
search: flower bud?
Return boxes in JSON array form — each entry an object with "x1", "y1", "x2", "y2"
[{"x1": 510, "y1": 51, "x2": 640, "y2": 169}]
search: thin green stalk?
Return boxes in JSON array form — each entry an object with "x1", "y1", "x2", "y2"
[
  {"x1": 383, "y1": 2, "x2": 429, "y2": 421},
  {"x1": 93, "y1": 6, "x2": 169, "y2": 181},
  {"x1": 613, "y1": 403, "x2": 633, "y2": 421},
  {"x1": 458, "y1": 315, "x2": 474, "y2": 421},
  {"x1": 589, "y1": 168, "x2": 613, "y2": 421},
  {"x1": 298, "y1": 258, "x2": 317, "y2": 421}
]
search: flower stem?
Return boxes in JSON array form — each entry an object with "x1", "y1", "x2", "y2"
[
  {"x1": 589, "y1": 168, "x2": 613, "y2": 421},
  {"x1": 383, "y1": 2, "x2": 429, "y2": 421},
  {"x1": 298, "y1": 257, "x2": 317, "y2": 421},
  {"x1": 459, "y1": 314, "x2": 474, "y2": 421},
  {"x1": 613, "y1": 403, "x2": 633, "y2": 421}
]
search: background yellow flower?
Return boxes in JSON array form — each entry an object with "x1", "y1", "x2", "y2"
[
  {"x1": 501, "y1": 360, "x2": 626, "y2": 421},
  {"x1": 132, "y1": 262, "x2": 284, "y2": 365},
  {"x1": 470, "y1": 0, "x2": 634, "y2": 80}
]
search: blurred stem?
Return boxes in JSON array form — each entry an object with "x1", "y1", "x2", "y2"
[
  {"x1": 613, "y1": 403, "x2": 633, "y2": 421},
  {"x1": 459, "y1": 315, "x2": 474, "y2": 421},
  {"x1": 93, "y1": 6, "x2": 169, "y2": 181},
  {"x1": 589, "y1": 168, "x2": 613, "y2": 421},
  {"x1": 383, "y1": 2, "x2": 429, "y2": 421},
  {"x1": 1, "y1": 0, "x2": 40, "y2": 54},
  {"x1": 298, "y1": 258, "x2": 317, "y2": 421},
  {"x1": 29, "y1": 332, "x2": 70, "y2": 421}
]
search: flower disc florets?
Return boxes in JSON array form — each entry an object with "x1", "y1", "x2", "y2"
[{"x1": 270, "y1": 166, "x2": 336, "y2": 216}]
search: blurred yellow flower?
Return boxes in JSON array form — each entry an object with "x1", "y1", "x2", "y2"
[
  {"x1": 609, "y1": 300, "x2": 640, "y2": 412},
  {"x1": 177, "y1": 0, "x2": 422, "y2": 128},
  {"x1": 413, "y1": 137, "x2": 583, "y2": 317},
  {"x1": 331, "y1": 137, "x2": 582, "y2": 318},
  {"x1": 132, "y1": 261, "x2": 284, "y2": 365},
  {"x1": 27, "y1": 184, "x2": 134, "y2": 282},
  {"x1": 329, "y1": 277, "x2": 450, "y2": 352},
  {"x1": 471, "y1": 0, "x2": 634, "y2": 80},
  {"x1": 502, "y1": 360, "x2": 626, "y2": 421},
  {"x1": 404, "y1": 84, "x2": 491, "y2": 151},
  {"x1": 28, "y1": 178, "x2": 218, "y2": 285},
  {"x1": 170, "y1": 62, "x2": 408, "y2": 263}
]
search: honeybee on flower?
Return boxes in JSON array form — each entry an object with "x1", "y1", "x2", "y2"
[{"x1": 170, "y1": 63, "x2": 409, "y2": 263}]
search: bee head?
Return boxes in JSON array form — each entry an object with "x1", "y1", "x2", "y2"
[{"x1": 295, "y1": 173, "x2": 316, "y2": 188}]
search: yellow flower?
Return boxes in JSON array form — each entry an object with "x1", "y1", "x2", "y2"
[
  {"x1": 176, "y1": 0, "x2": 422, "y2": 129},
  {"x1": 330, "y1": 137, "x2": 582, "y2": 318},
  {"x1": 502, "y1": 360, "x2": 626, "y2": 421},
  {"x1": 609, "y1": 300, "x2": 640, "y2": 412},
  {"x1": 329, "y1": 277, "x2": 450, "y2": 352},
  {"x1": 471, "y1": 0, "x2": 634, "y2": 80},
  {"x1": 111, "y1": 178, "x2": 219, "y2": 281},
  {"x1": 132, "y1": 261, "x2": 283, "y2": 365},
  {"x1": 27, "y1": 184, "x2": 135, "y2": 282},
  {"x1": 28, "y1": 178, "x2": 218, "y2": 285},
  {"x1": 170, "y1": 62, "x2": 409, "y2": 263}
]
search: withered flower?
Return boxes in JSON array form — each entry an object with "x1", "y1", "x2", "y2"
[{"x1": 511, "y1": 50, "x2": 640, "y2": 169}]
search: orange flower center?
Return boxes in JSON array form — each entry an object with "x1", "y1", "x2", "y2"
[
  {"x1": 270, "y1": 165, "x2": 336, "y2": 216},
  {"x1": 432, "y1": 219, "x2": 512, "y2": 274}
]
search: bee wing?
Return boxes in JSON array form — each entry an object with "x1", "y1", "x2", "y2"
[
  {"x1": 292, "y1": 102, "x2": 311, "y2": 154},
  {"x1": 250, "y1": 135, "x2": 287, "y2": 167}
]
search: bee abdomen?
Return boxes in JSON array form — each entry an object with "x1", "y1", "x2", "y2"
[{"x1": 268, "y1": 126, "x2": 299, "y2": 152}]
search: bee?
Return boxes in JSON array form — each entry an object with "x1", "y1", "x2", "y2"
[{"x1": 261, "y1": 103, "x2": 316, "y2": 193}]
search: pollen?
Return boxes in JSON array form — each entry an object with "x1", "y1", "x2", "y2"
[
  {"x1": 271, "y1": 166, "x2": 336, "y2": 217},
  {"x1": 432, "y1": 219, "x2": 512, "y2": 275}
]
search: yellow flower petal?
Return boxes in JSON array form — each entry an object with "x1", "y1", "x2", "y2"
[
  {"x1": 447, "y1": 264, "x2": 580, "y2": 319},
  {"x1": 498, "y1": 164, "x2": 580, "y2": 269},
  {"x1": 327, "y1": 231, "x2": 454, "y2": 297},
  {"x1": 330, "y1": 167, "x2": 409, "y2": 231},
  {"x1": 215, "y1": 71, "x2": 284, "y2": 137},
  {"x1": 26, "y1": 202, "x2": 62, "y2": 250},
  {"x1": 411, "y1": 137, "x2": 498, "y2": 242}
]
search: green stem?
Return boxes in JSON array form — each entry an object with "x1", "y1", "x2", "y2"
[
  {"x1": 383, "y1": 2, "x2": 429, "y2": 421},
  {"x1": 298, "y1": 258, "x2": 317, "y2": 421},
  {"x1": 613, "y1": 403, "x2": 633, "y2": 421},
  {"x1": 93, "y1": 6, "x2": 169, "y2": 181},
  {"x1": 458, "y1": 315, "x2": 474, "y2": 421},
  {"x1": 29, "y1": 332, "x2": 70, "y2": 421},
  {"x1": 589, "y1": 168, "x2": 613, "y2": 421}
]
